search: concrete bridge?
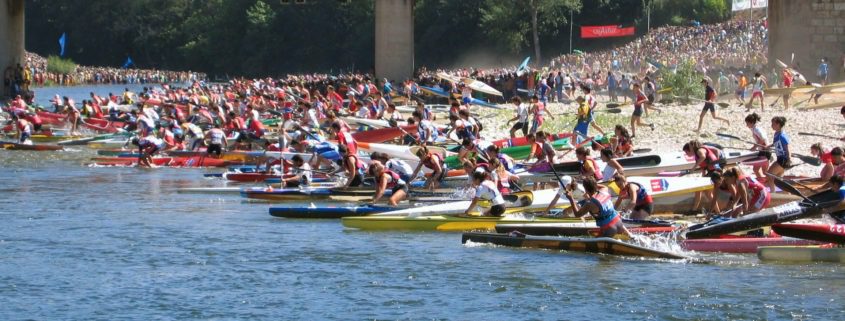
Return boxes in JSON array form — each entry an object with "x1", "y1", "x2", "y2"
[{"x1": 0, "y1": 0, "x2": 414, "y2": 100}]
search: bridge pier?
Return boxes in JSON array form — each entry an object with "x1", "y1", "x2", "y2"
[
  {"x1": 374, "y1": 0, "x2": 414, "y2": 83},
  {"x1": 1, "y1": 0, "x2": 25, "y2": 100},
  {"x1": 769, "y1": 0, "x2": 845, "y2": 82}
]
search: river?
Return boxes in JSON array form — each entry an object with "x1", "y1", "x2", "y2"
[{"x1": 0, "y1": 85, "x2": 843, "y2": 320}]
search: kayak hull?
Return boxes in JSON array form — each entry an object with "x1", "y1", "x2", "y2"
[
  {"x1": 269, "y1": 205, "x2": 401, "y2": 219},
  {"x1": 461, "y1": 233, "x2": 686, "y2": 259},
  {"x1": 342, "y1": 215, "x2": 584, "y2": 232},
  {"x1": 772, "y1": 223, "x2": 845, "y2": 244},
  {"x1": 682, "y1": 237, "x2": 822, "y2": 253},
  {"x1": 757, "y1": 245, "x2": 845, "y2": 263}
]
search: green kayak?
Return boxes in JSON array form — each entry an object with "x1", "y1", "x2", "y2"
[{"x1": 444, "y1": 138, "x2": 571, "y2": 168}]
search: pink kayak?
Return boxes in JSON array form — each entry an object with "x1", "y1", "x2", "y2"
[{"x1": 682, "y1": 236, "x2": 823, "y2": 253}]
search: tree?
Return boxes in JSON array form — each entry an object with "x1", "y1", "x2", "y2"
[{"x1": 480, "y1": 0, "x2": 581, "y2": 63}]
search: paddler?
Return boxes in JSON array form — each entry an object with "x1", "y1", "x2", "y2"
[
  {"x1": 612, "y1": 174, "x2": 654, "y2": 220},
  {"x1": 337, "y1": 144, "x2": 365, "y2": 188},
  {"x1": 745, "y1": 113, "x2": 769, "y2": 179},
  {"x1": 565, "y1": 177, "x2": 631, "y2": 238},
  {"x1": 371, "y1": 152, "x2": 415, "y2": 184},
  {"x1": 506, "y1": 97, "x2": 529, "y2": 138},
  {"x1": 573, "y1": 96, "x2": 591, "y2": 142},
  {"x1": 204, "y1": 124, "x2": 228, "y2": 157},
  {"x1": 609, "y1": 125, "x2": 633, "y2": 157},
  {"x1": 721, "y1": 167, "x2": 770, "y2": 217},
  {"x1": 457, "y1": 138, "x2": 488, "y2": 167},
  {"x1": 746, "y1": 72, "x2": 767, "y2": 111},
  {"x1": 630, "y1": 83, "x2": 654, "y2": 138},
  {"x1": 695, "y1": 78, "x2": 729, "y2": 133},
  {"x1": 281, "y1": 155, "x2": 312, "y2": 188},
  {"x1": 810, "y1": 143, "x2": 834, "y2": 181},
  {"x1": 13, "y1": 114, "x2": 32, "y2": 144},
  {"x1": 410, "y1": 145, "x2": 446, "y2": 191},
  {"x1": 683, "y1": 140, "x2": 725, "y2": 176},
  {"x1": 132, "y1": 135, "x2": 165, "y2": 168},
  {"x1": 781, "y1": 67, "x2": 793, "y2": 110},
  {"x1": 412, "y1": 111, "x2": 438, "y2": 145},
  {"x1": 529, "y1": 95, "x2": 553, "y2": 135},
  {"x1": 368, "y1": 160, "x2": 409, "y2": 206},
  {"x1": 599, "y1": 148, "x2": 624, "y2": 181},
  {"x1": 582, "y1": 86, "x2": 605, "y2": 136},
  {"x1": 575, "y1": 146, "x2": 603, "y2": 181},
  {"x1": 766, "y1": 116, "x2": 791, "y2": 193},
  {"x1": 464, "y1": 170, "x2": 506, "y2": 217}
]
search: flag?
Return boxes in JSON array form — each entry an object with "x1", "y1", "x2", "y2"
[
  {"x1": 123, "y1": 56, "x2": 134, "y2": 69},
  {"x1": 580, "y1": 25, "x2": 635, "y2": 38},
  {"x1": 732, "y1": 0, "x2": 767, "y2": 11},
  {"x1": 58, "y1": 33, "x2": 66, "y2": 57}
]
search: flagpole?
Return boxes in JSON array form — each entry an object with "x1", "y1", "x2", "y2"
[{"x1": 569, "y1": 10, "x2": 573, "y2": 54}]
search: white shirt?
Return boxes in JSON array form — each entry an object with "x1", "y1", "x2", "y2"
[
  {"x1": 293, "y1": 163, "x2": 313, "y2": 183},
  {"x1": 516, "y1": 103, "x2": 529, "y2": 123},
  {"x1": 751, "y1": 126, "x2": 768, "y2": 145},
  {"x1": 386, "y1": 159, "x2": 414, "y2": 177},
  {"x1": 475, "y1": 180, "x2": 505, "y2": 206}
]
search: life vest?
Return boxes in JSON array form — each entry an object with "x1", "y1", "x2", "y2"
[
  {"x1": 589, "y1": 191, "x2": 619, "y2": 227},
  {"x1": 382, "y1": 169, "x2": 405, "y2": 188},
  {"x1": 696, "y1": 146, "x2": 723, "y2": 171},
  {"x1": 423, "y1": 152, "x2": 443, "y2": 170},
  {"x1": 625, "y1": 182, "x2": 653, "y2": 205},
  {"x1": 580, "y1": 157, "x2": 603, "y2": 180}
]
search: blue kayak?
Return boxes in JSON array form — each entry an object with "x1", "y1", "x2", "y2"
[
  {"x1": 418, "y1": 85, "x2": 500, "y2": 109},
  {"x1": 269, "y1": 204, "x2": 401, "y2": 219}
]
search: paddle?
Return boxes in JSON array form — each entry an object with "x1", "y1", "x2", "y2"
[
  {"x1": 631, "y1": 148, "x2": 652, "y2": 154},
  {"x1": 606, "y1": 103, "x2": 621, "y2": 109},
  {"x1": 766, "y1": 173, "x2": 810, "y2": 202},
  {"x1": 716, "y1": 134, "x2": 821, "y2": 166},
  {"x1": 798, "y1": 131, "x2": 841, "y2": 141},
  {"x1": 674, "y1": 96, "x2": 729, "y2": 108}
]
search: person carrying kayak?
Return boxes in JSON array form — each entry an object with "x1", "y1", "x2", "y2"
[
  {"x1": 745, "y1": 113, "x2": 769, "y2": 179},
  {"x1": 695, "y1": 78, "x2": 730, "y2": 133},
  {"x1": 612, "y1": 174, "x2": 653, "y2": 220},
  {"x1": 464, "y1": 170, "x2": 506, "y2": 217},
  {"x1": 204, "y1": 124, "x2": 228, "y2": 157},
  {"x1": 811, "y1": 143, "x2": 834, "y2": 181},
  {"x1": 368, "y1": 160, "x2": 409, "y2": 206},
  {"x1": 566, "y1": 177, "x2": 632, "y2": 238},
  {"x1": 282, "y1": 155, "x2": 313, "y2": 187},
  {"x1": 720, "y1": 167, "x2": 770, "y2": 217},
  {"x1": 506, "y1": 97, "x2": 529, "y2": 138},
  {"x1": 683, "y1": 140, "x2": 725, "y2": 176},
  {"x1": 766, "y1": 116, "x2": 791, "y2": 193},
  {"x1": 410, "y1": 146, "x2": 446, "y2": 191}
]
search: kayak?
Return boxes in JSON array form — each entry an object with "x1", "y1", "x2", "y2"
[
  {"x1": 494, "y1": 222, "x2": 676, "y2": 236},
  {"x1": 606, "y1": 176, "x2": 713, "y2": 214},
  {"x1": 490, "y1": 132, "x2": 572, "y2": 149},
  {"x1": 461, "y1": 232, "x2": 686, "y2": 259},
  {"x1": 343, "y1": 215, "x2": 586, "y2": 231},
  {"x1": 418, "y1": 85, "x2": 500, "y2": 109},
  {"x1": 373, "y1": 189, "x2": 556, "y2": 217},
  {"x1": 224, "y1": 172, "x2": 281, "y2": 183},
  {"x1": 462, "y1": 77, "x2": 503, "y2": 97},
  {"x1": 685, "y1": 190, "x2": 843, "y2": 239},
  {"x1": 269, "y1": 204, "x2": 403, "y2": 219},
  {"x1": 1, "y1": 141, "x2": 63, "y2": 151},
  {"x1": 31, "y1": 134, "x2": 88, "y2": 142},
  {"x1": 357, "y1": 141, "x2": 449, "y2": 161},
  {"x1": 772, "y1": 223, "x2": 845, "y2": 244},
  {"x1": 757, "y1": 245, "x2": 845, "y2": 263},
  {"x1": 444, "y1": 137, "x2": 572, "y2": 168},
  {"x1": 529, "y1": 151, "x2": 764, "y2": 177},
  {"x1": 176, "y1": 187, "x2": 243, "y2": 194},
  {"x1": 351, "y1": 125, "x2": 417, "y2": 143},
  {"x1": 682, "y1": 236, "x2": 822, "y2": 253},
  {"x1": 93, "y1": 156, "x2": 230, "y2": 167},
  {"x1": 87, "y1": 138, "x2": 130, "y2": 149},
  {"x1": 167, "y1": 150, "x2": 269, "y2": 163}
]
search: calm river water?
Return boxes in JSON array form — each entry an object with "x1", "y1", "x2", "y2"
[{"x1": 0, "y1": 86, "x2": 843, "y2": 320}]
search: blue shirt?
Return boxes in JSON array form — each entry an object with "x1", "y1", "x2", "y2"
[
  {"x1": 819, "y1": 63, "x2": 829, "y2": 76},
  {"x1": 773, "y1": 131, "x2": 790, "y2": 157}
]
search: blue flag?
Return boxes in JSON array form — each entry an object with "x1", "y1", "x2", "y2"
[
  {"x1": 58, "y1": 33, "x2": 66, "y2": 57},
  {"x1": 123, "y1": 56, "x2": 133, "y2": 69}
]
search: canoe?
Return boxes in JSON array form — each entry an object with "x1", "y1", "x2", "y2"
[
  {"x1": 757, "y1": 245, "x2": 845, "y2": 263},
  {"x1": 343, "y1": 215, "x2": 585, "y2": 231},
  {"x1": 772, "y1": 223, "x2": 845, "y2": 244},
  {"x1": 93, "y1": 156, "x2": 230, "y2": 167},
  {"x1": 685, "y1": 190, "x2": 842, "y2": 239},
  {"x1": 529, "y1": 151, "x2": 764, "y2": 177},
  {"x1": 494, "y1": 222, "x2": 676, "y2": 236},
  {"x1": 269, "y1": 204, "x2": 403, "y2": 219},
  {"x1": 1, "y1": 141, "x2": 63, "y2": 151},
  {"x1": 373, "y1": 188, "x2": 558, "y2": 217},
  {"x1": 444, "y1": 137, "x2": 572, "y2": 168},
  {"x1": 681, "y1": 236, "x2": 821, "y2": 253},
  {"x1": 461, "y1": 233, "x2": 686, "y2": 259},
  {"x1": 490, "y1": 132, "x2": 572, "y2": 149},
  {"x1": 351, "y1": 125, "x2": 417, "y2": 143}
]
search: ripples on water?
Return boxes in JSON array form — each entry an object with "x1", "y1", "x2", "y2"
[{"x1": 2, "y1": 113, "x2": 845, "y2": 319}]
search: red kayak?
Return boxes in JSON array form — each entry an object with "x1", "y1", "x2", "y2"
[
  {"x1": 772, "y1": 223, "x2": 845, "y2": 244},
  {"x1": 352, "y1": 125, "x2": 417, "y2": 143},
  {"x1": 491, "y1": 132, "x2": 573, "y2": 148},
  {"x1": 224, "y1": 172, "x2": 281, "y2": 182},
  {"x1": 94, "y1": 156, "x2": 230, "y2": 167},
  {"x1": 682, "y1": 236, "x2": 822, "y2": 253}
]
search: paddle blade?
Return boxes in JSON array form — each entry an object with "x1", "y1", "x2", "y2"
[
  {"x1": 606, "y1": 103, "x2": 621, "y2": 108},
  {"x1": 605, "y1": 108, "x2": 622, "y2": 114},
  {"x1": 767, "y1": 173, "x2": 809, "y2": 202},
  {"x1": 715, "y1": 133, "x2": 743, "y2": 141},
  {"x1": 793, "y1": 153, "x2": 822, "y2": 166}
]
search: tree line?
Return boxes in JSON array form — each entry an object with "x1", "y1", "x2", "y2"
[{"x1": 25, "y1": 0, "x2": 731, "y2": 78}]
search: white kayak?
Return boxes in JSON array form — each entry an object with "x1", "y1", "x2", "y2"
[
  {"x1": 357, "y1": 142, "x2": 450, "y2": 161},
  {"x1": 463, "y1": 78, "x2": 503, "y2": 97},
  {"x1": 372, "y1": 189, "x2": 564, "y2": 217},
  {"x1": 177, "y1": 187, "x2": 242, "y2": 194}
]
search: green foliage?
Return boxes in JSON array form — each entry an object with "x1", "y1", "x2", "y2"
[
  {"x1": 480, "y1": 0, "x2": 580, "y2": 57},
  {"x1": 247, "y1": 0, "x2": 275, "y2": 28},
  {"x1": 46, "y1": 55, "x2": 77, "y2": 75},
  {"x1": 660, "y1": 60, "x2": 704, "y2": 104}
]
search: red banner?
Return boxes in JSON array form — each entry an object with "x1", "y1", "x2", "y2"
[{"x1": 580, "y1": 25, "x2": 635, "y2": 38}]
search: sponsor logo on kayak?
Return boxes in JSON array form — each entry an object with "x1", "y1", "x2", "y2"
[
  {"x1": 831, "y1": 225, "x2": 845, "y2": 234},
  {"x1": 650, "y1": 179, "x2": 668, "y2": 192},
  {"x1": 774, "y1": 202, "x2": 803, "y2": 219}
]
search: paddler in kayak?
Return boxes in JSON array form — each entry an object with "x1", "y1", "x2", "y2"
[
  {"x1": 695, "y1": 78, "x2": 730, "y2": 133},
  {"x1": 565, "y1": 177, "x2": 631, "y2": 238},
  {"x1": 810, "y1": 143, "x2": 834, "y2": 181},
  {"x1": 612, "y1": 174, "x2": 654, "y2": 220},
  {"x1": 369, "y1": 160, "x2": 409, "y2": 206},
  {"x1": 464, "y1": 170, "x2": 506, "y2": 217},
  {"x1": 766, "y1": 116, "x2": 791, "y2": 193},
  {"x1": 745, "y1": 113, "x2": 768, "y2": 179},
  {"x1": 410, "y1": 145, "x2": 446, "y2": 191},
  {"x1": 683, "y1": 140, "x2": 725, "y2": 176},
  {"x1": 281, "y1": 155, "x2": 312, "y2": 188},
  {"x1": 720, "y1": 167, "x2": 770, "y2": 217}
]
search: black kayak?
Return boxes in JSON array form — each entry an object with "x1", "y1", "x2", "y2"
[
  {"x1": 269, "y1": 204, "x2": 402, "y2": 219},
  {"x1": 462, "y1": 232, "x2": 685, "y2": 259},
  {"x1": 685, "y1": 190, "x2": 841, "y2": 239}
]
